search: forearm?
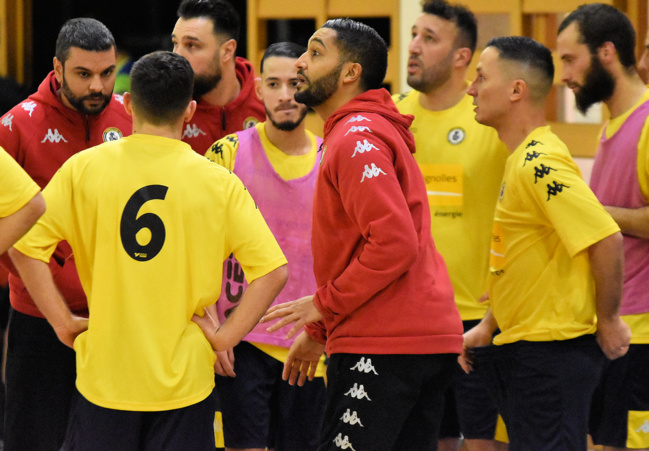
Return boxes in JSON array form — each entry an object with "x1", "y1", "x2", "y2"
[
  {"x1": 605, "y1": 205, "x2": 649, "y2": 239},
  {"x1": 8, "y1": 247, "x2": 71, "y2": 328},
  {"x1": 0, "y1": 193, "x2": 45, "y2": 254},
  {"x1": 478, "y1": 309, "x2": 499, "y2": 334},
  {"x1": 216, "y1": 264, "x2": 288, "y2": 350},
  {"x1": 589, "y1": 232, "x2": 624, "y2": 321}
]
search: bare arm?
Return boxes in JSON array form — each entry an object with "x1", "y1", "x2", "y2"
[
  {"x1": 458, "y1": 309, "x2": 498, "y2": 374},
  {"x1": 604, "y1": 205, "x2": 649, "y2": 239},
  {"x1": 589, "y1": 232, "x2": 630, "y2": 360},
  {"x1": 194, "y1": 264, "x2": 288, "y2": 352},
  {"x1": 0, "y1": 193, "x2": 45, "y2": 254},
  {"x1": 8, "y1": 247, "x2": 87, "y2": 348}
]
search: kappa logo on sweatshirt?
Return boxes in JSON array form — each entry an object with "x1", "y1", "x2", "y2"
[
  {"x1": 345, "y1": 115, "x2": 371, "y2": 124},
  {"x1": 351, "y1": 139, "x2": 378, "y2": 157},
  {"x1": 41, "y1": 129, "x2": 68, "y2": 143},
  {"x1": 345, "y1": 125, "x2": 372, "y2": 136},
  {"x1": 20, "y1": 101, "x2": 37, "y2": 117},
  {"x1": 360, "y1": 163, "x2": 386, "y2": 183},
  {"x1": 182, "y1": 123, "x2": 206, "y2": 139},
  {"x1": 1, "y1": 114, "x2": 13, "y2": 131}
]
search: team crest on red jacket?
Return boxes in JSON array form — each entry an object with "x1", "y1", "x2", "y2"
[
  {"x1": 103, "y1": 127, "x2": 123, "y2": 142},
  {"x1": 242, "y1": 116, "x2": 259, "y2": 130}
]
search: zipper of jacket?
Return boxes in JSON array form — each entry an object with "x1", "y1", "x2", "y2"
[
  {"x1": 221, "y1": 109, "x2": 226, "y2": 131},
  {"x1": 85, "y1": 116, "x2": 90, "y2": 142}
]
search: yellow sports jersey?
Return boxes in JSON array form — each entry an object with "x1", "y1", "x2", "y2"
[
  {"x1": 206, "y1": 122, "x2": 326, "y2": 377},
  {"x1": 394, "y1": 90, "x2": 508, "y2": 320},
  {"x1": 14, "y1": 134, "x2": 287, "y2": 411},
  {"x1": 205, "y1": 123, "x2": 319, "y2": 181},
  {"x1": 0, "y1": 146, "x2": 40, "y2": 217},
  {"x1": 490, "y1": 126, "x2": 620, "y2": 345},
  {"x1": 603, "y1": 90, "x2": 649, "y2": 344}
]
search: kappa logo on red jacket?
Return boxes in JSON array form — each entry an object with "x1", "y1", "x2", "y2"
[
  {"x1": 182, "y1": 123, "x2": 206, "y2": 139},
  {"x1": 41, "y1": 128, "x2": 68, "y2": 143},
  {"x1": 20, "y1": 101, "x2": 37, "y2": 117}
]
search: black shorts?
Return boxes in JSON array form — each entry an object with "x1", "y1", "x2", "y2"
[
  {"x1": 5, "y1": 308, "x2": 76, "y2": 451},
  {"x1": 61, "y1": 389, "x2": 215, "y2": 451},
  {"x1": 590, "y1": 344, "x2": 649, "y2": 448},
  {"x1": 473, "y1": 335, "x2": 604, "y2": 451},
  {"x1": 215, "y1": 341, "x2": 326, "y2": 450},
  {"x1": 320, "y1": 353, "x2": 456, "y2": 451},
  {"x1": 439, "y1": 319, "x2": 500, "y2": 440}
]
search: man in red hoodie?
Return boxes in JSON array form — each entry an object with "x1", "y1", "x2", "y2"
[
  {"x1": 262, "y1": 18, "x2": 463, "y2": 450},
  {"x1": 0, "y1": 18, "x2": 131, "y2": 451},
  {"x1": 172, "y1": 0, "x2": 265, "y2": 154}
]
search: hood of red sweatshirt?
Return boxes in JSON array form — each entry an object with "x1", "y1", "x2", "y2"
[{"x1": 324, "y1": 88, "x2": 416, "y2": 154}]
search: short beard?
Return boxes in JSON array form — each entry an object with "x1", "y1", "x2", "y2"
[
  {"x1": 407, "y1": 51, "x2": 453, "y2": 94},
  {"x1": 266, "y1": 105, "x2": 308, "y2": 132},
  {"x1": 193, "y1": 72, "x2": 221, "y2": 99},
  {"x1": 294, "y1": 63, "x2": 343, "y2": 108},
  {"x1": 61, "y1": 73, "x2": 111, "y2": 115},
  {"x1": 574, "y1": 55, "x2": 615, "y2": 114}
]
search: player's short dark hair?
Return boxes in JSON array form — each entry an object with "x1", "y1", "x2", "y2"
[
  {"x1": 55, "y1": 18, "x2": 115, "y2": 63},
  {"x1": 558, "y1": 3, "x2": 636, "y2": 69},
  {"x1": 260, "y1": 42, "x2": 306, "y2": 74},
  {"x1": 422, "y1": 0, "x2": 477, "y2": 54},
  {"x1": 486, "y1": 36, "x2": 554, "y2": 101},
  {"x1": 323, "y1": 18, "x2": 388, "y2": 91},
  {"x1": 177, "y1": 0, "x2": 240, "y2": 41},
  {"x1": 130, "y1": 51, "x2": 194, "y2": 125}
]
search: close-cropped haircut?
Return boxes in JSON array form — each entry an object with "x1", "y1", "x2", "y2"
[
  {"x1": 260, "y1": 42, "x2": 306, "y2": 73},
  {"x1": 129, "y1": 51, "x2": 194, "y2": 126},
  {"x1": 322, "y1": 18, "x2": 388, "y2": 92},
  {"x1": 55, "y1": 18, "x2": 115, "y2": 64},
  {"x1": 558, "y1": 3, "x2": 636, "y2": 69},
  {"x1": 177, "y1": 0, "x2": 240, "y2": 41},
  {"x1": 422, "y1": 0, "x2": 477, "y2": 54},
  {"x1": 486, "y1": 36, "x2": 554, "y2": 104}
]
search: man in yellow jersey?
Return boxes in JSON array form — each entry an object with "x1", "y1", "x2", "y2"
[
  {"x1": 393, "y1": 2, "x2": 508, "y2": 449},
  {"x1": 460, "y1": 36, "x2": 630, "y2": 450},
  {"x1": 0, "y1": 149, "x2": 44, "y2": 254},
  {"x1": 9, "y1": 51, "x2": 288, "y2": 450},
  {"x1": 558, "y1": 5, "x2": 649, "y2": 450},
  {"x1": 204, "y1": 42, "x2": 325, "y2": 451}
]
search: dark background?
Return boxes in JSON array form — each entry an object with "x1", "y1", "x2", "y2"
[
  {"x1": 30, "y1": 0, "x2": 246, "y2": 91},
  {"x1": 28, "y1": 0, "x2": 391, "y2": 92}
]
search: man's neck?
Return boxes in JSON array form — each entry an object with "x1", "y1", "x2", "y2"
[
  {"x1": 418, "y1": 76, "x2": 468, "y2": 111},
  {"x1": 133, "y1": 121, "x2": 184, "y2": 140},
  {"x1": 264, "y1": 121, "x2": 312, "y2": 156},
  {"x1": 200, "y1": 63, "x2": 241, "y2": 107},
  {"x1": 313, "y1": 85, "x2": 364, "y2": 123},
  {"x1": 605, "y1": 71, "x2": 649, "y2": 119},
  {"x1": 496, "y1": 107, "x2": 547, "y2": 153}
]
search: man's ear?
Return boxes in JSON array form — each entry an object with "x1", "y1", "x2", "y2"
[
  {"x1": 453, "y1": 47, "x2": 473, "y2": 69},
  {"x1": 220, "y1": 38, "x2": 237, "y2": 64},
  {"x1": 341, "y1": 62, "x2": 362, "y2": 86},
  {"x1": 510, "y1": 79, "x2": 527, "y2": 103},
  {"x1": 184, "y1": 99, "x2": 197, "y2": 123},
  {"x1": 53, "y1": 57, "x2": 64, "y2": 84},
  {"x1": 597, "y1": 41, "x2": 617, "y2": 66},
  {"x1": 255, "y1": 77, "x2": 263, "y2": 101},
  {"x1": 123, "y1": 92, "x2": 133, "y2": 116}
]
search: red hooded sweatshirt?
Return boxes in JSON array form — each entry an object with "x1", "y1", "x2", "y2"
[
  {"x1": 305, "y1": 89, "x2": 463, "y2": 356},
  {"x1": 0, "y1": 71, "x2": 132, "y2": 317},
  {"x1": 182, "y1": 57, "x2": 266, "y2": 154}
]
